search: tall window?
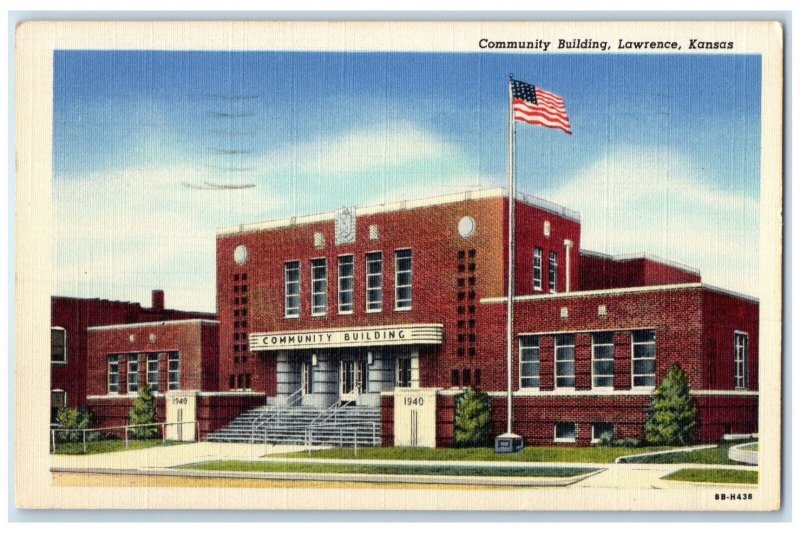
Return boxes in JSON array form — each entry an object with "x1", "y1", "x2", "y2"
[
  {"x1": 519, "y1": 335, "x2": 541, "y2": 388},
  {"x1": 555, "y1": 334, "x2": 575, "y2": 388},
  {"x1": 632, "y1": 330, "x2": 657, "y2": 387},
  {"x1": 338, "y1": 255, "x2": 354, "y2": 314},
  {"x1": 311, "y1": 258, "x2": 328, "y2": 316},
  {"x1": 734, "y1": 332, "x2": 749, "y2": 389},
  {"x1": 147, "y1": 353, "x2": 160, "y2": 393},
  {"x1": 108, "y1": 355, "x2": 119, "y2": 393},
  {"x1": 592, "y1": 332, "x2": 615, "y2": 388},
  {"x1": 533, "y1": 248, "x2": 543, "y2": 291},
  {"x1": 51, "y1": 327, "x2": 67, "y2": 363},
  {"x1": 127, "y1": 354, "x2": 139, "y2": 394},
  {"x1": 395, "y1": 249, "x2": 413, "y2": 310},
  {"x1": 284, "y1": 261, "x2": 301, "y2": 318},
  {"x1": 366, "y1": 252, "x2": 383, "y2": 312},
  {"x1": 168, "y1": 352, "x2": 180, "y2": 391},
  {"x1": 396, "y1": 357, "x2": 412, "y2": 387},
  {"x1": 549, "y1": 251, "x2": 558, "y2": 293},
  {"x1": 301, "y1": 360, "x2": 313, "y2": 394}
]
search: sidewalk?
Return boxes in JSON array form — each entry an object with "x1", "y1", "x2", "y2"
[{"x1": 50, "y1": 442, "x2": 314, "y2": 471}]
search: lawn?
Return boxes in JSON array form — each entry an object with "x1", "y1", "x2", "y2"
[
  {"x1": 663, "y1": 468, "x2": 758, "y2": 485},
  {"x1": 179, "y1": 460, "x2": 597, "y2": 478},
  {"x1": 53, "y1": 439, "x2": 184, "y2": 455},
  {"x1": 621, "y1": 440, "x2": 756, "y2": 465},
  {"x1": 275, "y1": 446, "x2": 670, "y2": 464},
  {"x1": 740, "y1": 443, "x2": 759, "y2": 452}
]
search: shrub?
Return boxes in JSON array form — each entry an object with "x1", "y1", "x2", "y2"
[
  {"x1": 644, "y1": 364, "x2": 698, "y2": 446},
  {"x1": 453, "y1": 388, "x2": 492, "y2": 448},
  {"x1": 129, "y1": 383, "x2": 158, "y2": 439},
  {"x1": 55, "y1": 407, "x2": 92, "y2": 443}
]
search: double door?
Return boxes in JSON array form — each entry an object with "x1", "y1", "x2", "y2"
[{"x1": 340, "y1": 357, "x2": 367, "y2": 402}]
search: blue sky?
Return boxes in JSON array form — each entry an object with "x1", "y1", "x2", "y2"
[{"x1": 53, "y1": 51, "x2": 761, "y2": 311}]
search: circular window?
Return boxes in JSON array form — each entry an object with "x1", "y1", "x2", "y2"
[
  {"x1": 458, "y1": 216, "x2": 476, "y2": 238},
  {"x1": 233, "y1": 244, "x2": 249, "y2": 265}
]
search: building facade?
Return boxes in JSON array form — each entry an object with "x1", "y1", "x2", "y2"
[
  {"x1": 50, "y1": 290, "x2": 215, "y2": 422},
  {"x1": 77, "y1": 188, "x2": 758, "y2": 446}
]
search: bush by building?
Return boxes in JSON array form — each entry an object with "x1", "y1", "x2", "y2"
[
  {"x1": 453, "y1": 388, "x2": 492, "y2": 448},
  {"x1": 644, "y1": 364, "x2": 698, "y2": 446},
  {"x1": 128, "y1": 383, "x2": 158, "y2": 439}
]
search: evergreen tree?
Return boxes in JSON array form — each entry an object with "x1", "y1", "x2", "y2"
[
  {"x1": 129, "y1": 383, "x2": 158, "y2": 439},
  {"x1": 454, "y1": 388, "x2": 492, "y2": 448},
  {"x1": 644, "y1": 364, "x2": 698, "y2": 445}
]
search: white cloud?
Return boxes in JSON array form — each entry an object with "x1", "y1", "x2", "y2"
[
  {"x1": 543, "y1": 146, "x2": 759, "y2": 298},
  {"x1": 54, "y1": 164, "x2": 285, "y2": 312},
  {"x1": 253, "y1": 121, "x2": 459, "y2": 178},
  {"x1": 53, "y1": 121, "x2": 475, "y2": 311}
]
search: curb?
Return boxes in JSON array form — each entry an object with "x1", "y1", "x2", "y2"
[{"x1": 51, "y1": 465, "x2": 605, "y2": 487}]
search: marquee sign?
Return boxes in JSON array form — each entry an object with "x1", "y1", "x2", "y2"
[{"x1": 249, "y1": 323, "x2": 443, "y2": 351}]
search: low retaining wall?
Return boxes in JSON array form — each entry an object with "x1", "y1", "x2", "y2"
[{"x1": 728, "y1": 443, "x2": 758, "y2": 465}]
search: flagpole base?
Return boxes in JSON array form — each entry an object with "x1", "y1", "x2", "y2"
[{"x1": 494, "y1": 432, "x2": 525, "y2": 454}]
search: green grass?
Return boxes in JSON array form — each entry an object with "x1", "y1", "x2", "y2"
[
  {"x1": 274, "y1": 446, "x2": 671, "y2": 464},
  {"x1": 663, "y1": 468, "x2": 758, "y2": 485},
  {"x1": 740, "y1": 443, "x2": 759, "y2": 452},
  {"x1": 178, "y1": 460, "x2": 597, "y2": 478},
  {"x1": 53, "y1": 439, "x2": 183, "y2": 455},
  {"x1": 622, "y1": 440, "x2": 756, "y2": 465}
]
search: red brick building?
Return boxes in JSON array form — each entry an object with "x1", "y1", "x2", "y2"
[
  {"x1": 79, "y1": 188, "x2": 758, "y2": 446},
  {"x1": 50, "y1": 291, "x2": 214, "y2": 421}
]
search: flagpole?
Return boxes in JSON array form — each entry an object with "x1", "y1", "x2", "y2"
[{"x1": 506, "y1": 73, "x2": 516, "y2": 437}]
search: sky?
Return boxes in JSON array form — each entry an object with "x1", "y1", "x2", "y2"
[{"x1": 53, "y1": 51, "x2": 761, "y2": 312}]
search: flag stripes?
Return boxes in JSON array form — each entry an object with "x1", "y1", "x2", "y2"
[{"x1": 511, "y1": 79, "x2": 572, "y2": 135}]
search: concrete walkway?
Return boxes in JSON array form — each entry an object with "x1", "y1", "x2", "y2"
[{"x1": 51, "y1": 442, "x2": 317, "y2": 471}]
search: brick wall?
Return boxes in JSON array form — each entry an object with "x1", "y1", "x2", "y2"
[
  {"x1": 86, "y1": 320, "x2": 219, "y2": 397},
  {"x1": 52, "y1": 296, "x2": 215, "y2": 409}
]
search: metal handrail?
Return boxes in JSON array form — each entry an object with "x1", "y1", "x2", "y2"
[
  {"x1": 249, "y1": 386, "x2": 304, "y2": 444},
  {"x1": 50, "y1": 420, "x2": 198, "y2": 454}
]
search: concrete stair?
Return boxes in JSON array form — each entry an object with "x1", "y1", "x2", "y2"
[{"x1": 207, "y1": 404, "x2": 381, "y2": 446}]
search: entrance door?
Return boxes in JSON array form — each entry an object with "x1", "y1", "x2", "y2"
[{"x1": 340, "y1": 358, "x2": 365, "y2": 402}]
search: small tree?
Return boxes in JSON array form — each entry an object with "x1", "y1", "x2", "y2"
[
  {"x1": 129, "y1": 383, "x2": 158, "y2": 439},
  {"x1": 56, "y1": 407, "x2": 92, "y2": 443},
  {"x1": 454, "y1": 388, "x2": 492, "y2": 448},
  {"x1": 644, "y1": 364, "x2": 698, "y2": 446}
]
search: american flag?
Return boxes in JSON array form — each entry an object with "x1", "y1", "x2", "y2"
[{"x1": 511, "y1": 79, "x2": 572, "y2": 135}]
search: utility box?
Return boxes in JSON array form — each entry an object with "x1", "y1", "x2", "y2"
[{"x1": 495, "y1": 432, "x2": 524, "y2": 453}]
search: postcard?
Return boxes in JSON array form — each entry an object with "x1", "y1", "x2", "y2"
[{"x1": 14, "y1": 19, "x2": 783, "y2": 511}]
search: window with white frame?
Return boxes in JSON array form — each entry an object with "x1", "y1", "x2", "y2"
[
  {"x1": 533, "y1": 248, "x2": 543, "y2": 291},
  {"x1": 338, "y1": 255, "x2": 354, "y2": 314},
  {"x1": 519, "y1": 335, "x2": 541, "y2": 388},
  {"x1": 632, "y1": 330, "x2": 657, "y2": 387},
  {"x1": 147, "y1": 353, "x2": 160, "y2": 393},
  {"x1": 548, "y1": 251, "x2": 558, "y2": 293},
  {"x1": 366, "y1": 252, "x2": 383, "y2": 312},
  {"x1": 592, "y1": 332, "x2": 615, "y2": 388},
  {"x1": 591, "y1": 422, "x2": 614, "y2": 443},
  {"x1": 395, "y1": 249, "x2": 413, "y2": 310},
  {"x1": 311, "y1": 258, "x2": 328, "y2": 316},
  {"x1": 168, "y1": 352, "x2": 180, "y2": 391},
  {"x1": 734, "y1": 332, "x2": 749, "y2": 389},
  {"x1": 127, "y1": 354, "x2": 140, "y2": 394},
  {"x1": 554, "y1": 422, "x2": 576, "y2": 442},
  {"x1": 108, "y1": 355, "x2": 119, "y2": 393},
  {"x1": 51, "y1": 327, "x2": 67, "y2": 363},
  {"x1": 396, "y1": 357, "x2": 412, "y2": 387},
  {"x1": 284, "y1": 260, "x2": 301, "y2": 318},
  {"x1": 555, "y1": 334, "x2": 575, "y2": 388}
]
